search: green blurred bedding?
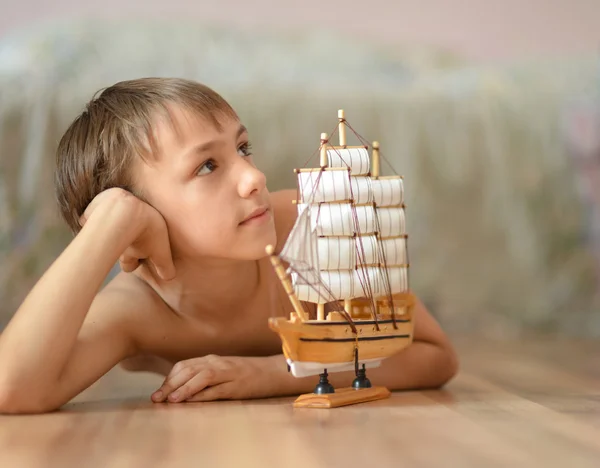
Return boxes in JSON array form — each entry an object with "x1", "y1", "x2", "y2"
[{"x1": 1, "y1": 20, "x2": 598, "y2": 336}]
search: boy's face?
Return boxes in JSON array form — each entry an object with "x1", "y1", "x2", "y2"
[{"x1": 134, "y1": 105, "x2": 277, "y2": 262}]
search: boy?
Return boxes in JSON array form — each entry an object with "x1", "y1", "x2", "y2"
[{"x1": 0, "y1": 78, "x2": 458, "y2": 414}]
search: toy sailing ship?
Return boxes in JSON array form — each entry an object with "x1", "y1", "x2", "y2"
[{"x1": 266, "y1": 110, "x2": 416, "y2": 408}]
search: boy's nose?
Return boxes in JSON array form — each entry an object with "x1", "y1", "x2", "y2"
[{"x1": 237, "y1": 162, "x2": 267, "y2": 199}]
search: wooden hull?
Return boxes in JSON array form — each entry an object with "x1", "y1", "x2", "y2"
[{"x1": 268, "y1": 292, "x2": 416, "y2": 378}]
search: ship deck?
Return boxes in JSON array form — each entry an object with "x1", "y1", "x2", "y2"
[{"x1": 1, "y1": 336, "x2": 599, "y2": 467}]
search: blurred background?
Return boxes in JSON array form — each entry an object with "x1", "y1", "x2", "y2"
[{"x1": 1, "y1": 0, "x2": 599, "y2": 338}]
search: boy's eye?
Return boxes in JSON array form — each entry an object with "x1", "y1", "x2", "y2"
[
  {"x1": 238, "y1": 142, "x2": 253, "y2": 157},
  {"x1": 196, "y1": 142, "x2": 252, "y2": 176},
  {"x1": 196, "y1": 159, "x2": 217, "y2": 176}
]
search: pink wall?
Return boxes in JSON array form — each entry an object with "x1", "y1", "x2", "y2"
[{"x1": 1, "y1": 0, "x2": 599, "y2": 62}]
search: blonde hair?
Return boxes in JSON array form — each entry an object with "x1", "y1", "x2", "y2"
[{"x1": 54, "y1": 77, "x2": 237, "y2": 233}]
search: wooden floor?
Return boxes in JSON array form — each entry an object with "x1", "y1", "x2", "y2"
[{"x1": 1, "y1": 336, "x2": 599, "y2": 467}]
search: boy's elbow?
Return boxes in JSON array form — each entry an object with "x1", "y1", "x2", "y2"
[
  {"x1": 430, "y1": 343, "x2": 460, "y2": 388},
  {"x1": 0, "y1": 382, "x2": 60, "y2": 415}
]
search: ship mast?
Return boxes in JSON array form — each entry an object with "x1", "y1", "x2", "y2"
[
  {"x1": 337, "y1": 110, "x2": 354, "y2": 317},
  {"x1": 317, "y1": 132, "x2": 329, "y2": 321},
  {"x1": 371, "y1": 140, "x2": 380, "y2": 317},
  {"x1": 265, "y1": 245, "x2": 308, "y2": 322},
  {"x1": 371, "y1": 141, "x2": 380, "y2": 179}
]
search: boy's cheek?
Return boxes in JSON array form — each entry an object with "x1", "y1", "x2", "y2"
[{"x1": 178, "y1": 226, "x2": 234, "y2": 254}]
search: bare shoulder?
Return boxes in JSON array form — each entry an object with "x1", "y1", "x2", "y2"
[
  {"x1": 270, "y1": 189, "x2": 297, "y2": 253},
  {"x1": 94, "y1": 271, "x2": 164, "y2": 314},
  {"x1": 86, "y1": 271, "x2": 169, "y2": 348}
]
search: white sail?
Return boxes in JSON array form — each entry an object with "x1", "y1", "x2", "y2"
[
  {"x1": 294, "y1": 270, "x2": 353, "y2": 303},
  {"x1": 317, "y1": 237, "x2": 355, "y2": 270},
  {"x1": 355, "y1": 266, "x2": 409, "y2": 297},
  {"x1": 378, "y1": 237, "x2": 407, "y2": 265},
  {"x1": 379, "y1": 266, "x2": 409, "y2": 295},
  {"x1": 281, "y1": 135, "x2": 410, "y2": 307},
  {"x1": 354, "y1": 235, "x2": 406, "y2": 267},
  {"x1": 354, "y1": 235, "x2": 379, "y2": 266},
  {"x1": 295, "y1": 266, "x2": 409, "y2": 303},
  {"x1": 372, "y1": 177, "x2": 404, "y2": 207},
  {"x1": 317, "y1": 234, "x2": 380, "y2": 271},
  {"x1": 301, "y1": 203, "x2": 352, "y2": 235},
  {"x1": 354, "y1": 267, "x2": 384, "y2": 298},
  {"x1": 299, "y1": 203, "x2": 377, "y2": 236},
  {"x1": 351, "y1": 177, "x2": 373, "y2": 204},
  {"x1": 317, "y1": 236, "x2": 406, "y2": 271},
  {"x1": 317, "y1": 237, "x2": 356, "y2": 270},
  {"x1": 298, "y1": 170, "x2": 349, "y2": 204},
  {"x1": 354, "y1": 206, "x2": 377, "y2": 234},
  {"x1": 376, "y1": 207, "x2": 406, "y2": 237},
  {"x1": 299, "y1": 203, "x2": 405, "y2": 238},
  {"x1": 279, "y1": 203, "x2": 321, "y2": 286},
  {"x1": 298, "y1": 171, "x2": 372, "y2": 204},
  {"x1": 326, "y1": 147, "x2": 370, "y2": 175}
]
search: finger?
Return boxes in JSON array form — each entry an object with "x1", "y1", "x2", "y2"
[
  {"x1": 186, "y1": 382, "x2": 236, "y2": 402},
  {"x1": 148, "y1": 225, "x2": 176, "y2": 281},
  {"x1": 148, "y1": 258, "x2": 175, "y2": 282},
  {"x1": 119, "y1": 245, "x2": 147, "y2": 273},
  {"x1": 151, "y1": 365, "x2": 199, "y2": 402},
  {"x1": 165, "y1": 369, "x2": 220, "y2": 403},
  {"x1": 152, "y1": 359, "x2": 196, "y2": 398},
  {"x1": 119, "y1": 256, "x2": 140, "y2": 273}
]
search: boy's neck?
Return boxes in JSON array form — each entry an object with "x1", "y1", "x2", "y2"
[{"x1": 138, "y1": 256, "x2": 262, "y2": 318}]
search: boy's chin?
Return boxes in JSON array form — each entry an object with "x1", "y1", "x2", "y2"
[
  {"x1": 209, "y1": 245, "x2": 272, "y2": 261},
  {"x1": 201, "y1": 234, "x2": 277, "y2": 261},
  {"x1": 236, "y1": 238, "x2": 278, "y2": 260}
]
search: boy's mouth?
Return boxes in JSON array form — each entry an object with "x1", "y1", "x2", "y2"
[{"x1": 240, "y1": 206, "x2": 270, "y2": 225}]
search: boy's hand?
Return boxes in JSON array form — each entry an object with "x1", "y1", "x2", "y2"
[
  {"x1": 151, "y1": 355, "x2": 283, "y2": 403},
  {"x1": 79, "y1": 187, "x2": 176, "y2": 281}
]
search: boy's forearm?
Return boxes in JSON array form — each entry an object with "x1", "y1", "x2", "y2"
[
  {"x1": 267, "y1": 340, "x2": 458, "y2": 397},
  {"x1": 0, "y1": 198, "x2": 137, "y2": 393}
]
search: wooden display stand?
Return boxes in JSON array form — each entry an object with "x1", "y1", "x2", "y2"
[{"x1": 293, "y1": 386, "x2": 391, "y2": 409}]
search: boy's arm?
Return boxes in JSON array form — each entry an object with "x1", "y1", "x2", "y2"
[
  {"x1": 151, "y1": 297, "x2": 458, "y2": 403},
  {"x1": 0, "y1": 190, "x2": 172, "y2": 414}
]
